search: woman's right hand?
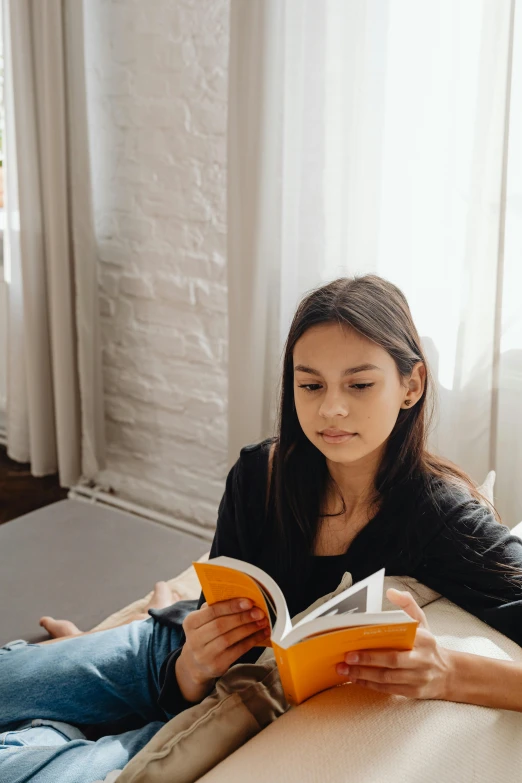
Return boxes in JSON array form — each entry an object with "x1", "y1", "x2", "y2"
[{"x1": 175, "y1": 598, "x2": 270, "y2": 703}]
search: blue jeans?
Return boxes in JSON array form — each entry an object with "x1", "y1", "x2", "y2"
[{"x1": 0, "y1": 617, "x2": 184, "y2": 783}]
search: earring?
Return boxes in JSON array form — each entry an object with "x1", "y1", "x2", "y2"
[{"x1": 404, "y1": 400, "x2": 412, "y2": 407}]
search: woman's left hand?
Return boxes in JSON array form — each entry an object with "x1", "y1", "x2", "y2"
[{"x1": 335, "y1": 588, "x2": 453, "y2": 700}]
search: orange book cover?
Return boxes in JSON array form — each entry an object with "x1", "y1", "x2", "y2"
[
  {"x1": 272, "y1": 622, "x2": 417, "y2": 705},
  {"x1": 193, "y1": 557, "x2": 418, "y2": 704},
  {"x1": 193, "y1": 561, "x2": 276, "y2": 648}
]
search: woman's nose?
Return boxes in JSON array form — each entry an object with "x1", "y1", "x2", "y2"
[{"x1": 319, "y1": 393, "x2": 348, "y2": 418}]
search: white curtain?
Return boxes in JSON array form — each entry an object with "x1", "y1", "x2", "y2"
[
  {"x1": 3, "y1": 0, "x2": 105, "y2": 486},
  {"x1": 228, "y1": 0, "x2": 522, "y2": 525}
]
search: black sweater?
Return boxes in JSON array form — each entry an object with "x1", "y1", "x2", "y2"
[{"x1": 150, "y1": 440, "x2": 522, "y2": 714}]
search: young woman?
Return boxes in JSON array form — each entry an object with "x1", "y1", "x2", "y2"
[{"x1": 2, "y1": 275, "x2": 522, "y2": 783}]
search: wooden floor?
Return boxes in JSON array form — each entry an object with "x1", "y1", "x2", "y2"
[{"x1": 0, "y1": 445, "x2": 68, "y2": 525}]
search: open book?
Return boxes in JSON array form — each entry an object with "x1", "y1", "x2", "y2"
[{"x1": 193, "y1": 557, "x2": 418, "y2": 705}]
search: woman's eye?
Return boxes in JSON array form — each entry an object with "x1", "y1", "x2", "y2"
[
  {"x1": 350, "y1": 383, "x2": 374, "y2": 391},
  {"x1": 298, "y1": 384, "x2": 322, "y2": 392}
]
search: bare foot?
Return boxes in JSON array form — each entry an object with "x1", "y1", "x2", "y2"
[
  {"x1": 39, "y1": 616, "x2": 83, "y2": 638},
  {"x1": 39, "y1": 582, "x2": 181, "y2": 640},
  {"x1": 146, "y1": 581, "x2": 180, "y2": 611}
]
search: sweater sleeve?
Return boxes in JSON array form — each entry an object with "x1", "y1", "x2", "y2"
[
  {"x1": 413, "y1": 488, "x2": 522, "y2": 646},
  {"x1": 152, "y1": 442, "x2": 269, "y2": 716}
]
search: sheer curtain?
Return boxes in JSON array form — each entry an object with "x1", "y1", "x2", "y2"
[
  {"x1": 228, "y1": 0, "x2": 522, "y2": 525},
  {"x1": 3, "y1": 0, "x2": 105, "y2": 485}
]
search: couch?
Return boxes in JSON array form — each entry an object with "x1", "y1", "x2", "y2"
[
  {"x1": 95, "y1": 521, "x2": 522, "y2": 783},
  {"x1": 3, "y1": 486, "x2": 522, "y2": 782}
]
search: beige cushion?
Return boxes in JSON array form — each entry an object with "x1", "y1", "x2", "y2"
[
  {"x1": 198, "y1": 594, "x2": 522, "y2": 783},
  {"x1": 105, "y1": 577, "x2": 522, "y2": 783},
  {"x1": 97, "y1": 469, "x2": 514, "y2": 783},
  {"x1": 114, "y1": 573, "x2": 512, "y2": 783}
]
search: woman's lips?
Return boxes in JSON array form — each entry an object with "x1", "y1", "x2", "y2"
[{"x1": 320, "y1": 431, "x2": 357, "y2": 444}]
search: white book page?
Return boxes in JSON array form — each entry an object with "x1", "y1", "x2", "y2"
[
  {"x1": 280, "y1": 609, "x2": 415, "y2": 649},
  {"x1": 292, "y1": 568, "x2": 386, "y2": 631}
]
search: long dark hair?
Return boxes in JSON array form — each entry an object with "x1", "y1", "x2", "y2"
[{"x1": 269, "y1": 275, "x2": 504, "y2": 591}]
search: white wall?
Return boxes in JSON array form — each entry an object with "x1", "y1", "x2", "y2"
[{"x1": 83, "y1": 0, "x2": 230, "y2": 532}]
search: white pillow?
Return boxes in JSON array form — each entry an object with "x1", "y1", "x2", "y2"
[
  {"x1": 511, "y1": 521, "x2": 522, "y2": 539},
  {"x1": 477, "y1": 470, "x2": 495, "y2": 505}
]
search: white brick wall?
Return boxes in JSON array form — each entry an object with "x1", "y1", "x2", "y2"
[{"x1": 84, "y1": 0, "x2": 230, "y2": 532}]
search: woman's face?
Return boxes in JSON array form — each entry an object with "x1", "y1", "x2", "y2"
[{"x1": 293, "y1": 323, "x2": 423, "y2": 467}]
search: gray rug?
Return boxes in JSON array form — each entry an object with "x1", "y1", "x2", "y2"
[{"x1": 0, "y1": 499, "x2": 210, "y2": 645}]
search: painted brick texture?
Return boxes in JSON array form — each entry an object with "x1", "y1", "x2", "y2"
[{"x1": 84, "y1": 0, "x2": 230, "y2": 531}]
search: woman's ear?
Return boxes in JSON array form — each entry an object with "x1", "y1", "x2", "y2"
[{"x1": 401, "y1": 362, "x2": 426, "y2": 409}]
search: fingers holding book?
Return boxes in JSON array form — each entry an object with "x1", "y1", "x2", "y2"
[
  {"x1": 335, "y1": 623, "x2": 453, "y2": 700},
  {"x1": 194, "y1": 601, "x2": 269, "y2": 648},
  {"x1": 195, "y1": 599, "x2": 267, "y2": 632},
  {"x1": 177, "y1": 597, "x2": 270, "y2": 702}
]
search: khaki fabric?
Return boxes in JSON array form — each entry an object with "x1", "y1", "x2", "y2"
[{"x1": 116, "y1": 659, "x2": 287, "y2": 783}]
